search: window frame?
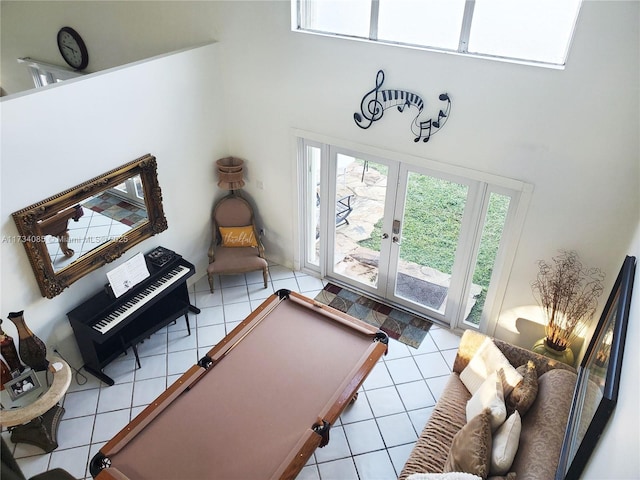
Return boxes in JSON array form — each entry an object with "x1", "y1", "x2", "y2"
[{"x1": 292, "y1": 0, "x2": 582, "y2": 69}]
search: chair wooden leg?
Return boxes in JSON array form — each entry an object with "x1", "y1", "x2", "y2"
[
  {"x1": 263, "y1": 267, "x2": 269, "y2": 289},
  {"x1": 208, "y1": 273, "x2": 215, "y2": 293}
]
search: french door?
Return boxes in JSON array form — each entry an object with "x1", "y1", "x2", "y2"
[{"x1": 298, "y1": 138, "x2": 530, "y2": 332}]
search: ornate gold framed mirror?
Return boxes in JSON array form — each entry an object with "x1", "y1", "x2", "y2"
[{"x1": 12, "y1": 154, "x2": 168, "y2": 298}]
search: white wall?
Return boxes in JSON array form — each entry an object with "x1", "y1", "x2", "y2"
[
  {"x1": 0, "y1": 43, "x2": 227, "y2": 363},
  {"x1": 213, "y1": 0, "x2": 639, "y2": 347},
  {"x1": 0, "y1": 1, "x2": 219, "y2": 95}
]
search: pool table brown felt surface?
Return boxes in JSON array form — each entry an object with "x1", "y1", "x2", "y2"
[{"x1": 91, "y1": 289, "x2": 388, "y2": 480}]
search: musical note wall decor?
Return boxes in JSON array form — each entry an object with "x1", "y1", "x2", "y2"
[{"x1": 354, "y1": 70, "x2": 451, "y2": 143}]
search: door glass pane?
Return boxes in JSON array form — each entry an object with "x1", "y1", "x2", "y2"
[
  {"x1": 378, "y1": 0, "x2": 466, "y2": 50},
  {"x1": 394, "y1": 172, "x2": 468, "y2": 314},
  {"x1": 464, "y1": 192, "x2": 511, "y2": 325},
  {"x1": 301, "y1": 0, "x2": 371, "y2": 37},
  {"x1": 305, "y1": 145, "x2": 322, "y2": 267},
  {"x1": 334, "y1": 155, "x2": 388, "y2": 288},
  {"x1": 468, "y1": 0, "x2": 581, "y2": 64}
]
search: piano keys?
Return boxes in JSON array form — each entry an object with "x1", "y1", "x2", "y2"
[
  {"x1": 93, "y1": 264, "x2": 191, "y2": 334},
  {"x1": 67, "y1": 248, "x2": 200, "y2": 386}
]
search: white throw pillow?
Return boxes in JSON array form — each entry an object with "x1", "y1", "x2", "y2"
[
  {"x1": 460, "y1": 337, "x2": 523, "y2": 396},
  {"x1": 466, "y1": 370, "x2": 507, "y2": 432},
  {"x1": 407, "y1": 474, "x2": 482, "y2": 480},
  {"x1": 491, "y1": 411, "x2": 522, "y2": 475}
]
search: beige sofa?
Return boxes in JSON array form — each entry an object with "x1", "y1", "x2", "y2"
[{"x1": 399, "y1": 330, "x2": 577, "y2": 480}]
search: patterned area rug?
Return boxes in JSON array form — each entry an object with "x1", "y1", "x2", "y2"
[
  {"x1": 82, "y1": 192, "x2": 147, "y2": 227},
  {"x1": 314, "y1": 283, "x2": 433, "y2": 348}
]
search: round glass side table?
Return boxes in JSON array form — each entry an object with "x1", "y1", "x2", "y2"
[{"x1": 0, "y1": 357, "x2": 72, "y2": 452}]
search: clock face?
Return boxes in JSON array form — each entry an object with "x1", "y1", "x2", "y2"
[{"x1": 57, "y1": 27, "x2": 88, "y2": 70}]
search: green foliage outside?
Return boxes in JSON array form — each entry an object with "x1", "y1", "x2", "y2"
[{"x1": 357, "y1": 163, "x2": 509, "y2": 324}]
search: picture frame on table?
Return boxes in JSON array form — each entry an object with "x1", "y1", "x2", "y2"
[
  {"x1": 4, "y1": 369, "x2": 41, "y2": 401},
  {"x1": 555, "y1": 255, "x2": 636, "y2": 480}
]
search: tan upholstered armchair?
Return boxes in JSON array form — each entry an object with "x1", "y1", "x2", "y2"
[{"x1": 207, "y1": 194, "x2": 269, "y2": 293}]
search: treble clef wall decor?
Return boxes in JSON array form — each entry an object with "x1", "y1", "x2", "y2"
[{"x1": 353, "y1": 69, "x2": 451, "y2": 143}]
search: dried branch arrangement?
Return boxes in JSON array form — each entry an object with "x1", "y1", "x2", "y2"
[{"x1": 531, "y1": 250, "x2": 605, "y2": 351}]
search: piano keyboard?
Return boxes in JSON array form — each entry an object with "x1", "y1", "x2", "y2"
[{"x1": 93, "y1": 265, "x2": 191, "y2": 334}]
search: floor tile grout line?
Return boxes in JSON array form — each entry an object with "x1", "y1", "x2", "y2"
[{"x1": 365, "y1": 391, "x2": 407, "y2": 478}]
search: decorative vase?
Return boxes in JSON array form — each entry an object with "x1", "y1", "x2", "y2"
[
  {"x1": 1, "y1": 358, "x2": 11, "y2": 389},
  {"x1": 532, "y1": 337, "x2": 574, "y2": 366},
  {"x1": 0, "y1": 318, "x2": 25, "y2": 373},
  {"x1": 7, "y1": 311, "x2": 49, "y2": 371}
]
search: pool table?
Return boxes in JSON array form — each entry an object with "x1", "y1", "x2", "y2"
[{"x1": 90, "y1": 289, "x2": 389, "y2": 480}]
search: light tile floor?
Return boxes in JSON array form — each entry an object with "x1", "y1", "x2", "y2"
[{"x1": 2, "y1": 264, "x2": 461, "y2": 480}]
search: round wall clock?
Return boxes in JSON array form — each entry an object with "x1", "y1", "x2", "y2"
[{"x1": 57, "y1": 27, "x2": 89, "y2": 70}]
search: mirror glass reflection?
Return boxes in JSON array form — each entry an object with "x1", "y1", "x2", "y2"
[
  {"x1": 12, "y1": 153, "x2": 167, "y2": 298},
  {"x1": 571, "y1": 300, "x2": 617, "y2": 457},
  {"x1": 39, "y1": 175, "x2": 149, "y2": 271}
]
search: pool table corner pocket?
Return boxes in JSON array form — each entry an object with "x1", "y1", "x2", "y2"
[{"x1": 312, "y1": 419, "x2": 331, "y2": 447}]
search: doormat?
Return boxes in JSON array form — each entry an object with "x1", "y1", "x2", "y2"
[
  {"x1": 396, "y1": 272, "x2": 448, "y2": 310},
  {"x1": 314, "y1": 283, "x2": 433, "y2": 348}
]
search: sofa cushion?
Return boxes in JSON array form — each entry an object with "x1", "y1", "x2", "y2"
[
  {"x1": 510, "y1": 368, "x2": 577, "y2": 480},
  {"x1": 490, "y1": 411, "x2": 521, "y2": 475},
  {"x1": 444, "y1": 409, "x2": 492, "y2": 478},
  {"x1": 407, "y1": 474, "x2": 482, "y2": 480},
  {"x1": 506, "y1": 361, "x2": 538, "y2": 417},
  {"x1": 466, "y1": 370, "x2": 507, "y2": 432},
  {"x1": 453, "y1": 330, "x2": 575, "y2": 378},
  {"x1": 460, "y1": 338, "x2": 522, "y2": 397}
]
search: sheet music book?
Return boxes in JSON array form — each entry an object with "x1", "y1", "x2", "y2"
[{"x1": 107, "y1": 252, "x2": 150, "y2": 298}]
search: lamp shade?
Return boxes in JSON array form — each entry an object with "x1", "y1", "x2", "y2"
[{"x1": 216, "y1": 157, "x2": 245, "y2": 190}]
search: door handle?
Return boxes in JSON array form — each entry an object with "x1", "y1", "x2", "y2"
[
  {"x1": 392, "y1": 235, "x2": 401, "y2": 245},
  {"x1": 382, "y1": 233, "x2": 389, "y2": 239}
]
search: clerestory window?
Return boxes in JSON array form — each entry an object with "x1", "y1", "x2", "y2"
[{"x1": 293, "y1": 0, "x2": 582, "y2": 68}]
